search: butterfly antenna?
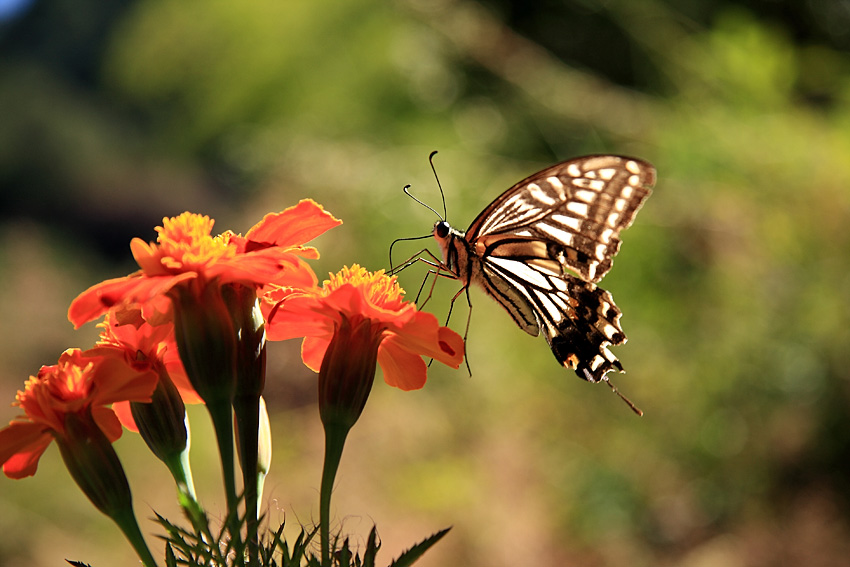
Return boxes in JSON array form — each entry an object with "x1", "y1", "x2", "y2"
[
  {"x1": 605, "y1": 378, "x2": 644, "y2": 417},
  {"x1": 428, "y1": 150, "x2": 448, "y2": 220},
  {"x1": 403, "y1": 184, "x2": 444, "y2": 221}
]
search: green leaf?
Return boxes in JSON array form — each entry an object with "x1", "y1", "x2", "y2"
[
  {"x1": 337, "y1": 537, "x2": 353, "y2": 567},
  {"x1": 165, "y1": 544, "x2": 178, "y2": 567},
  {"x1": 362, "y1": 526, "x2": 380, "y2": 567},
  {"x1": 387, "y1": 527, "x2": 451, "y2": 567}
]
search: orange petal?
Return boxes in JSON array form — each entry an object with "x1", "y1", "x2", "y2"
[
  {"x1": 68, "y1": 274, "x2": 141, "y2": 328},
  {"x1": 113, "y1": 401, "x2": 138, "y2": 433},
  {"x1": 92, "y1": 406, "x2": 124, "y2": 442},
  {"x1": 276, "y1": 257, "x2": 319, "y2": 289},
  {"x1": 386, "y1": 311, "x2": 462, "y2": 366},
  {"x1": 377, "y1": 337, "x2": 428, "y2": 391},
  {"x1": 0, "y1": 422, "x2": 53, "y2": 479},
  {"x1": 68, "y1": 272, "x2": 194, "y2": 328},
  {"x1": 321, "y1": 284, "x2": 416, "y2": 328},
  {"x1": 265, "y1": 293, "x2": 335, "y2": 341},
  {"x1": 141, "y1": 295, "x2": 174, "y2": 326},
  {"x1": 435, "y1": 326, "x2": 465, "y2": 368},
  {"x1": 163, "y1": 359, "x2": 202, "y2": 405},
  {"x1": 89, "y1": 356, "x2": 158, "y2": 407},
  {"x1": 130, "y1": 237, "x2": 164, "y2": 275},
  {"x1": 301, "y1": 335, "x2": 331, "y2": 372},
  {"x1": 213, "y1": 250, "x2": 299, "y2": 284},
  {"x1": 245, "y1": 200, "x2": 341, "y2": 249}
]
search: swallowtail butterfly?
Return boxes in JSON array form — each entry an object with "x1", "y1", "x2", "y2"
[{"x1": 431, "y1": 155, "x2": 654, "y2": 411}]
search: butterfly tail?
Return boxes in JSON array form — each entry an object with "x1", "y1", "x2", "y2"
[{"x1": 543, "y1": 277, "x2": 627, "y2": 383}]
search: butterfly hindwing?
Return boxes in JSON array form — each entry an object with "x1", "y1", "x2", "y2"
[
  {"x1": 477, "y1": 252, "x2": 628, "y2": 382},
  {"x1": 542, "y1": 276, "x2": 626, "y2": 383}
]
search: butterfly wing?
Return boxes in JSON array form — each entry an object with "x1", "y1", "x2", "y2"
[
  {"x1": 464, "y1": 155, "x2": 655, "y2": 382},
  {"x1": 467, "y1": 155, "x2": 655, "y2": 283}
]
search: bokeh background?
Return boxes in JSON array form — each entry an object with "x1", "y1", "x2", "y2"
[{"x1": 2, "y1": 0, "x2": 850, "y2": 565}]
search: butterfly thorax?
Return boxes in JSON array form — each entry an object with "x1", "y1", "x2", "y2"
[{"x1": 434, "y1": 219, "x2": 541, "y2": 335}]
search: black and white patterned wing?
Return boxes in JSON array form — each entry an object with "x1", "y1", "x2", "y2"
[
  {"x1": 477, "y1": 257, "x2": 629, "y2": 382},
  {"x1": 467, "y1": 155, "x2": 655, "y2": 284},
  {"x1": 465, "y1": 155, "x2": 654, "y2": 382}
]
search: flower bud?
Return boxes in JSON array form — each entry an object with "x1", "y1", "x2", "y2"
[
  {"x1": 55, "y1": 410, "x2": 134, "y2": 519},
  {"x1": 223, "y1": 283, "x2": 267, "y2": 397},
  {"x1": 318, "y1": 315, "x2": 383, "y2": 432},
  {"x1": 130, "y1": 370, "x2": 189, "y2": 464},
  {"x1": 169, "y1": 281, "x2": 237, "y2": 406}
]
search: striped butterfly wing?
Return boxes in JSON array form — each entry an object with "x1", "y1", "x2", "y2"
[{"x1": 462, "y1": 155, "x2": 655, "y2": 383}]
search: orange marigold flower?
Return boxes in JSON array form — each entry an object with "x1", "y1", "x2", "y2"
[
  {"x1": 68, "y1": 200, "x2": 341, "y2": 328},
  {"x1": 0, "y1": 348, "x2": 158, "y2": 479},
  {"x1": 272, "y1": 265, "x2": 464, "y2": 562},
  {"x1": 87, "y1": 307, "x2": 200, "y2": 432},
  {"x1": 267, "y1": 264, "x2": 465, "y2": 391}
]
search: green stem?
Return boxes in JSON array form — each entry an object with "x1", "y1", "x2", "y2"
[
  {"x1": 164, "y1": 450, "x2": 207, "y2": 534},
  {"x1": 234, "y1": 394, "x2": 260, "y2": 567},
  {"x1": 320, "y1": 423, "x2": 349, "y2": 567},
  {"x1": 206, "y1": 398, "x2": 241, "y2": 547},
  {"x1": 111, "y1": 505, "x2": 159, "y2": 567}
]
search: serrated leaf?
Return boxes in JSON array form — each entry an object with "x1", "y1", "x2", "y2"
[
  {"x1": 165, "y1": 544, "x2": 178, "y2": 567},
  {"x1": 362, "y1": 526, "x2": 380, "y2": 567},
  {"x1": 387, "y1": 527, "x2": 451, "y2": 567},
  {"x1": 337, "y1": 537, "x2": 353, "y2": 567},
  {"x1": 65, "y1": 560, "x2": 93, "y2": 567}
]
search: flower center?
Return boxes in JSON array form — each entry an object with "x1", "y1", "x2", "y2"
[
  {"x1": 16, "y1": 360, "x2": 93, "y2": 412},
  {"x1": 154, "y1": 213, "x2": 236, "y2": 272},
  {"x1": 325, "y1": 265, "x2": 406, "y2": 311}
]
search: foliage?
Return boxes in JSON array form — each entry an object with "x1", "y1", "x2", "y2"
[{"x1": 153, "y1": 512, "x2": 448, "y2": 567}]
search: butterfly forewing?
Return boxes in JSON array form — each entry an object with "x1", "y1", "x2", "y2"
[
  {"x1": 469, "y1": 155, "x2": 653, "y2": 283},
  {"x1": 434, "y1": 154, "x2": 654, "y2": 384}
]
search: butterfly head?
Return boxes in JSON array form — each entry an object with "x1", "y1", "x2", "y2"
[
  {"x1": 433, "y1": 220, "x2": 451, "y2": 239},
  {"x1": 432, "y1": 220, "x2": 466, "y2": 276}
]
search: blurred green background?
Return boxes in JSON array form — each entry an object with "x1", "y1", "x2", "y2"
[{"x1": 2, "y1": 0, "x2": 850, "y2": 565}]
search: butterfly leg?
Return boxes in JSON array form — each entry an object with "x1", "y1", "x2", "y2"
[
  {"x1": 387, "y1": 247, "x2": 472, "y2": 374},
  {"x1": 386, "y1": 247, "x2": 455, "y2": 307},
  {"x1": 416, "y1": 263, "x2": 459, "y2": 308},
  {"x1": 387, "y1": 247, "x2": 439, "y2": 276},
  {"x1": 437, "y1": 284, "x2": 473, "y2": 376},
  {"x1": 459, "y1": 286, "x2": 474, "y2": 376},
  {"x1": 394, "y1": 252, "x2": 472, "y2": 374},
  {"x1": 389, "y1": 247, "x2": 457, "y2": 306}
]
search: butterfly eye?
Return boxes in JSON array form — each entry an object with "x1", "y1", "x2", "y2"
[{"x1": 434, "y1": 221, "x2": 451, "y2": 239}]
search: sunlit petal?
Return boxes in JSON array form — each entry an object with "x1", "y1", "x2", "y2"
[{"x1": 377, "y1": 337, "x2": 429, "y2": 391}]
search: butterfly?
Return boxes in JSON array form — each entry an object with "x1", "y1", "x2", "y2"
[{"x1": 428, "y1": 154, "x2": 655, "y2": 412}]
